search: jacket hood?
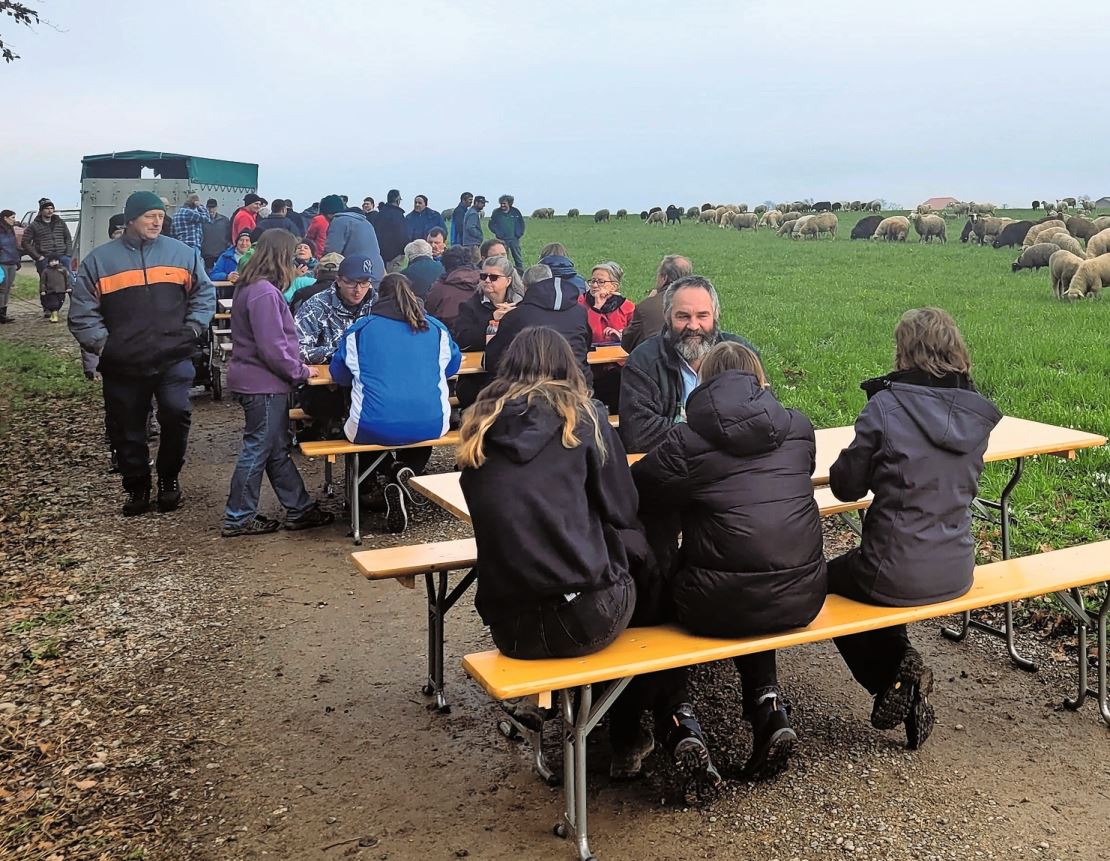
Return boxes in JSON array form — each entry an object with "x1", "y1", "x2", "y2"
[
  {"x1": 484, "y1": 396, "x2": 564, "y2": 464},
  {"x1": 888, "y1": 382, "x2": 1002, "y2": 454},
  {"x1": 539, "y1": 255, "x2": 577, "y2": 277},
  {"x1": 442, "y1": 266, "x2": 480, "y2": 291},
  {"x1": 686, "y1": 370, "x2": 792, "y2": 457},
  {"x1": 522, "y1": 276, "x2": 579, "y2": 312}
]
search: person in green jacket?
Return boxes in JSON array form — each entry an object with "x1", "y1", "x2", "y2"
[{"x1": 489, "y1": 195, "x2": 525, "y2": 271}]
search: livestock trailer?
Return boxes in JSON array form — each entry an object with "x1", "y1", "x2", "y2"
[{"x1": 77, "y1": 150, "x2": 258, "y2": 261}]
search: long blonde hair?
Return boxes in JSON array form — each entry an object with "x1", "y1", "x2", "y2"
[
  {"x1": 699, "y1": 341, "x2": 767, "y2": 386},
  {"x1": 239, "y1": 229, "x2": 297, "y2": 293},
  {"x1": 894, "y1": 308, "x2": 971, "y2": 377},
  {"x1": 456, "y1": 327, "x2": 606, "y2": 469}
]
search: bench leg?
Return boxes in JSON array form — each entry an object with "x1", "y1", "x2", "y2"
[
  {"x1": 496, "y1": 708, "x2": 558, "y2": 785},
  {"x1": 423, "y1": 571, "x2": 449, "y2": 713},
  {"x1": 555, "y1": 679, "x2": 632, "y2": 861},
  {"x1": 1055, "y1": 585, "x2": 1110, "y2": 727},
  {"x1": 1098, "y1": 589, "x2": 1110, "y2": 727},
  {"x1": 1059, "y1": 588, "x2": 1091, "y2": 711},
  {"x1": 324, "y1": 458, "x2": 334, "y2": 497}
]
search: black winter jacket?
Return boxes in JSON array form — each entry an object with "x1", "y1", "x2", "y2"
[
  {"x1": 454, "y1": 292, "x2": 495, "y2": 350},
  {"x1": 619, "y1": 331, "x2": 757, "y2": 454},
  {"x1": 460, "y1": 398, "x2": 639, "y2": 626},
  {"x1": 633, "y1": 371, "x2": 827, "y2": 637},
  {"x1": 368, "y1": 204, "x2": 408, "y2": 261},
  {"x1": 483, "y1": 276, "x2": 593, "y2": 387},
  {"x1": 22, "y1": 215, "x2": 72, "y2": 260},
  {"x1": 830, "y1": 370, "x2": 1002, "y2": 606}
]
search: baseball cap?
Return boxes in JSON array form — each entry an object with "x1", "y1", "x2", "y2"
[
  {"x1": 318, "y1": 252, "x2": 344, "y2": 272},
  {"x1": 338, "y1": 255, "x2": 374, "y2": 281}
]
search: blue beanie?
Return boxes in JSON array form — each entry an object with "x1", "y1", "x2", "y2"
[{"x1": 124, "y1": 191, "x2": 166, "y2": 223}]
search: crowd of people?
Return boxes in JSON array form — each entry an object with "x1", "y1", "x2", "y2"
[{"x1": 18, "y1": 186, "x2": 999, "y2": 803}]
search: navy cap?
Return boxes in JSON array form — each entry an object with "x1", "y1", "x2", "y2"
[{"x1": 338, "y1": 255, "x2": 374, "y2": 281}]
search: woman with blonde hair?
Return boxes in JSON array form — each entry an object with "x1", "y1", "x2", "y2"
[
  {"x1": 459, "y1": 326, "x2": 721, "y2": 800},
  {"x1": 829, "y1": 308, "x2": 1001, "y2": 749}
]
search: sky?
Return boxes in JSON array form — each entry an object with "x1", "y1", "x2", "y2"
[{"x1": 3, "y1": 0, "x2": 1109, "y2": 215}]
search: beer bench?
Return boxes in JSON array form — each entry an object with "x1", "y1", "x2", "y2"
[{"x1": 461, "y1": 541, "x2": 1110, "y2": 861}]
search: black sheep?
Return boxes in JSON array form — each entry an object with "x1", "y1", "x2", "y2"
[
  {"x1": 665, "y1": 205, "x2": 682, "y2": 224},
  {"x1": 639, "y1": 210, "x2": 648, "y2": 220},
  {"x1": 813, "y1": 201, "x2": 831, "y2": 212},
  {"x1": 850, "y1": 214, "x2": 883, "y2": 239},
  {"x1": 960, "y1": 219, "x2": 975, "y2": 243},
  {"x1": 991, "y1": 221, "x2": 1033, "y2": 248}
]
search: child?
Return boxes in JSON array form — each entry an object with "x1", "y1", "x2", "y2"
[
  {"x1": 221, "y1": 229, "x2": 334, "y2": 537},
  {"x1": 828, "y1": 307, "x2": 1001, "y2": 748},
  {"x1": 40, "y1": 257, "x2": 70, "y2": 323}
]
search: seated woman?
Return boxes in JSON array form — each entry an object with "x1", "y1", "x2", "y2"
[
  {"x1": 632, "y1": 341, "x2": 827, "y2": 780},
  {"x1": 828, "y1": 308, "x2": 1000, "y2": 749},
  {"x1": 425, "y1": 245, "x2": 480, "y2": 335},
  {"x1": 209, "y1": 231, "x2": 252, "y2": 283},
  {"x1": 581, "y1": 261, "x2": 635, "y2": 412},
  {"x1": 329, "y1": 273, "x2": 461, "y2": 533},
  {"x1": 458, "y1": 326, "x2": 721, "y2": 800}
]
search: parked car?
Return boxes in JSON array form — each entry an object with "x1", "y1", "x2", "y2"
[{"x1": 15, "y1": 208, "x2": 81, "y2": 261}]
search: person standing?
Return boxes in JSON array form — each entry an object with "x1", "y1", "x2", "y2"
[
  {"x1": 22, "y1": 199, "x2": 73, "y2": 318},
  {"x1": 68, "y1": 191, "x2": 215, "y2": 516},
  {"x1": 231, "y1": 193, "x2": 264, "y2": 241},
  {"x1": 0, "y1": 209, "x2": 19, "y2": 323},
  {"x1": 170, "y1": 193, "x2": 212, "y2": 253},
  {"x1": 450, "y1": 192, "x2": 473, "y2": 246},
  {"x1": 372, "y1": 190, "x2": 408, "y2": 273},
  {"x1": 320, "y1": 195, "x2": 385, "y2": 286},
  {"x1": 461, "y1": 196, "x2": 486, "y2": 255},
  {"x1": 254, "y1": 199, "x2": 299, "y2": 236},
  {"x1": 404, "y1": 194, "x2": 446, "y2": 243},
  {"x1": 200, "y1": 199, "x2": 231, "y2": 270},
  {"x1": 489, "y1": 195, "x2": 526, "y2": 270}
]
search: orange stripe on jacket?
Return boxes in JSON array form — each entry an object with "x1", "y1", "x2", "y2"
[{"x1": 99, "y1": 266, "x2": 193, "y2": 296}]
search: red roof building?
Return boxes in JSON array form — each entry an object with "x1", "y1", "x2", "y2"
[{"x1": 919, "y1": 196, "x2": 959, "y2": 211}]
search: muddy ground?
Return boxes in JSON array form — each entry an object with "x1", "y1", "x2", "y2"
[{"x1": 1, "y1": 295, "x2": 1107, "y2": 861}]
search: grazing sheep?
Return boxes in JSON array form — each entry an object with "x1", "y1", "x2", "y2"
[
  {"x1": 777, "y1": 218, "x2": 799, "y2": 237},
  {"x1": 812, "y1": 211, "x2": 838, "y2": 238},
  {"x1": 701, "y1": 203, "x2": 715, "y2": 211},
  {"x1": 760, "y1": 209, "x2": 783, "y2": 229},
  {"x1": 867, "y1": 200, "x2": 883, "y2": 212},
  {"x1": 717, "y1": 209, "x2": 734, "y2": 226},
  {"x1": 699, "y1": 208, "x2": 719, "y2": 224},
  {"x1": 1011, "y1": 243, "x2": 1059, "y2": 272},
  {"x1": 567, "y1": 208, "x2": 579, "y2": 219},
  {"x1": 832, "y1": 202, "x2": 844, "y2": 212},
  {"x1": 1049, "y1": 250, "x2": 1085, "y2": 299},
  {"x1": 910, "y1": 212, "x2": 946, "y2": 243},
  {"x1": 813, "y1": 201, "x2": 832, "y2": 212},
  {"x1": 1063, "y1": 197, "x2": 1076, "y2": 207},
  {"x1": 781, "y1": 210, "x2": 801, "y2": 223},
  {"x1": 737, "y1": 204, "x2": 749, "y2": 213},
  {"x1": 960, "y1": 220, "x2": 975, "y2": 243},
  {"x1": 1066, "y1": 216, "x2": 1098, "y2": 240},
  {"x1": 1037, "y1": 231, "x2": 1084, "y2": 257},
  {"x1": 639, "y1": 210, "x2": 649, "y2": 220},
  {"x1": 733, "y1": 212, "x2": 759, "y2": 231},
  {"x1": 1023, "y1": 219, "x2": 1067, "y2": 247},
  {"x1": 1031, "y1": 200, "x2": 1040, "y2": 210},
  {"x1": 970, "y1": 202, "x2": 996, "y2": 215},
  {"x1": 1065, "y1": 254, "x2": 1110, "y2": 298},
  {"x1": 991, "y1": 221, "x2": 1034, "y2": 248},
  {"x1": 872, "y1": 216, "x2": 910, "y2": 241},
  {"x1": 647, "y1": 209, "x2": 667, "y2": 225},
  {"x1": 1080, "y1": 199, "x2": 1095, "y2": 212},
  {"x1": 754, "y1": 204, "x2": 768, "y2": 216},
  {"x1": 594, "y1": 209, "x2": 610, "y2": 223},
  {"x1": 851, "y1": 215, "x2": 883, "y2": 239},
  {"x1": 665, "y1": 205, "x2": 682, "y2": 224},
  {"x1": 792, "y1": 214, "x2": 819, "y2": 240},
  {"x1": 686, "y1": 206, "x2": 700, "y2": 219},
  {"x1": 616, "y1": 209, "x2": 628, "y2": 219},
  {"x1": 1091, "y1": 216, "x2": 1110, "y2": 232},
  {"x1": 1086, "y1": 228, "x2": 1110, "y2": 258},
  {"x1": 969, "y1": 215, "x2": 1013, "y2": 245}
]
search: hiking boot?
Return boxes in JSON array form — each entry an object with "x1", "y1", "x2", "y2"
[
  {"x1": 157, "y1": 477, "x2": 182, "y2": 512},
  {"x1": 384, "y1": 482, "x2": 408, "y2": 533},
  {"x1": 49, "y1": 311, "x2": 59, "y2": 323},
  {"x1": 905, "y1": 676, "x2": 936, "y2": 750},
  {"x1": 871, "y1": 649, "x2": 933, "y2": 731},
  {"x1": 122, "y1": 488, "x2": 151, "y2": 517},
  {"x1": 221, "y1": 515, "x2": 282, "y2": 538},
  {"x1": 502, "y1": 700, "x2": 556, "y2": 733},
  {"x1": 609, "y1": 727, "x2": 655, "y2": 780},
  {"x1": 664, "y1": 703, "x2": 723, "y2": 805},
  {"x1": 284, "y1": 506, "x2": 335, "y2": 531},
  {"x1": 741, "y1": 691, "x2": 797, "y2": 781},
  {"x1": 392, "y1": 465, "x2": 428, "y2": 507},
  {"x1": 0, "y1": 307, "x2": 13, "y2": 323}
]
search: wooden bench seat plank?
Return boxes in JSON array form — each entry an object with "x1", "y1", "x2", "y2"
[
  {"x1": 299, "y1": 432, "x2": 461, "y2": 458},
  {"x1": 351, "y1": 539, "x2": 477, "y2": 579},
  {"x1": 463, "y1": 541, "x2": 1110, "y2": 701}
]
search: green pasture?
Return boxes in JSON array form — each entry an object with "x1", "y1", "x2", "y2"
[{"x1": 516, "y1": 208, "x2": 1109, "y2": 556}]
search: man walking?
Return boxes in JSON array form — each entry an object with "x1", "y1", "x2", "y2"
[
  {"x1": 489, "y1": 194, "x2": 526, "y2": 270},
  {"x1": 22, "y1": 198, "x2": 74, "y2": 318},
  {"x1": 200, "y1": 199, "x2": 231, "y2": 270},
  {"x1": 170, "y1": 193, "x2": 212, "y2": 253},
  {"x1": 69, "y1": 192, "x2": 215, "y2": 516}
]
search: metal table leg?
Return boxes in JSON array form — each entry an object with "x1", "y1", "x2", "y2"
[
  {"x1": 1058, "y1": 588, "x2": 1090, "y2": 711},
  {"x1": 347, "y1": 452, "x2": 388, "y2": 546},
  {"x1": 941, "y1": 458, "x2": 1036, "y2": 671},
  {"x1": 418, "y1": 567, "x2": 478, "y2": 714},
  {"x1": 1057, "y1": 585, "x2": 1110, "y2": 727}
]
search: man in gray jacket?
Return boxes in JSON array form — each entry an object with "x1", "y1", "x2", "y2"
[
  {"x1": 320, "y1": 194, "x2": 385, "y2": 287},
  {"x1": 461, "y1": 196, "x2": 486, "y2": 255}
]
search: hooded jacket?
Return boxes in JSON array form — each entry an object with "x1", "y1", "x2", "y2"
[
  {"x1": 404, "y1": 207, "x2": 446, "y2": 243},
  {"x1": 22, "y1": 214, "x2": 72, "y2": 260},
  {"x1": 830, "y1": 370, "x2": 1002, "y2": 606},
  {"x1": 323, "y1": 212, "x2": 386, "y2": 286},
  {"x1": 329, "y1": 297, "x2": 461, "y2": 446},
  {"x1": 368, "y1": 203, "x2": 408, "y2": 261},
  {"x1": 293, "y1": 285, "x2": 373, "y2": 364},
  {"x1": 69, "y1": 233, "x2": 215, "y2": 376},
  {"x1": 483, "y1": 275, "x2": 593, "y2": 387},
  {"x1": 424, "y1": 265, "x2": 480, "y2": 332},
  {"x1": 633, "y1": 371, "x2": 827, "y2": 637},
  {"x1": 460, "y1": 399, "x2": 638, "y2": 626},
  {"x1": 208, "y1": 245, "x2": 244, "y2": 281},
  {"x1": 306, "y1": 214, "x2": 329, "y2": 257},
  {"x1": 579, "y1": 293, "x2": 635, "y2": 344},
  {"x1": 201, "y1": 215, "x2": 231, "y2": 260},
  {"x1": 226, "y1": 278, "x2": 309, "y2": 395},
  {"x1": 539, "y1": 254, "x2": 586, "y2": 294}
]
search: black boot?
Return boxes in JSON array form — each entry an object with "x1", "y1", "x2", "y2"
[
  {"x1": 871, "y1": 648, "x2": 933, "y2": 732},
  {"x1": 661, "y1": 703, "x2": 722, "y2": 804},
  {"x1": 157, "y1": 477, "x2": 182, "y2": 512},
  {"x1": 122, "y1": 487, "x2": 151, "y2": 516},
  {"x1": 741, "y1": 690, "x2": 797, "y2": 780},
  {"x1": 0, "y1": 307, "x2": 13, "y2": 323}
]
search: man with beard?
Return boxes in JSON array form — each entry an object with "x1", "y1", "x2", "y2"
[{"x1": 619, "y1": 275, "x2": 757, "y2": 454}]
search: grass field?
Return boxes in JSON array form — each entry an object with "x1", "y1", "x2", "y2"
[{"x1": 514, "y1": 208, "x2": 1109, "y2": 556}]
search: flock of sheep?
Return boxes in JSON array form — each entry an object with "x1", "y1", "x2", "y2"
[{"x1": 991, "y1": 214, "x2": 1110, "y2": 299}]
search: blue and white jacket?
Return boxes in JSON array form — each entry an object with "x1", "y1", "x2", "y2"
[{"x1": 329, "y1": 297, "x2": 461, "y2": 446}]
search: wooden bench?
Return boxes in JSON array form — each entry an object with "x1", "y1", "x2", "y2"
[{"x1": 461, "y1": 541, "x2": 1110, "y2": 861}]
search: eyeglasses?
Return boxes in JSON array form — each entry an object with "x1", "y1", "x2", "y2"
[
  {"x1": 478, "y1": 272, "x2": 506, "y2": 282},
  {"x1": 586, "y1": 279, "x2": 616, "y2": 286}
]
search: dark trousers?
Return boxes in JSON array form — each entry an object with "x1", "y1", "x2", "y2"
[
  {"x1": 504, "y1": 237, "x2": 524, "y2": 270},
  {"x1": 35, "y1": 257, "x2": 73, "y2": 310},
  {"x1": 101, "y1": 359, "x2": 195, "y2": 493},
  {"x1": 733, "y1": 651, "x2": 780, "y2": 715},
  {"x1": 828, "y1": 548, "x2": 912, "y2": 695}
]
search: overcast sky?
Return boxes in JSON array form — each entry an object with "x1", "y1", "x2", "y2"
[{"x1": 3, "y1": 0, "x2": 1108, "y2": 214}]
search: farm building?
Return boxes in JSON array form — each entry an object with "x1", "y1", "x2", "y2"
[
  {"x1": 1094, "y1": 196, "x2": 1110, "y2": 208},
  {"x1": 919, "y1": 196, "x2": 959, "y2": 211}
]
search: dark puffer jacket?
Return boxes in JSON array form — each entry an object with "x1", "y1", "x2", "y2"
[
  {"x1": 830, "y1": 370, "x2": 1002, "y2": 607},
  {"x1": 22, "y1": 215, "x2": 72, "y2": 260},
  {"x1": 632, "y1": 370, "x2": 827, "y2": 637}
]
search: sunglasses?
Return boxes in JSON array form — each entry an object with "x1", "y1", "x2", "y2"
[{"x1": 478, "y1": 272, "x2": 506, "y2": 282}]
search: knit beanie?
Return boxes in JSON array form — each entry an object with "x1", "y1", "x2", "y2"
[
  {"x1": 320, "y1": 194, "x2": 345, "y2": 216},
  {"x1": 124, "y1": 191, "x2": 166, "y2": 223}
]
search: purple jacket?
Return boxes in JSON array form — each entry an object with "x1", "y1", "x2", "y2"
[{"x1": 227, "y1": 279, "x2": 311, "y2": 394}]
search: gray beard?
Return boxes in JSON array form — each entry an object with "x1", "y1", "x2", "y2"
[{"x1": 671, "y1": 327, "x2": 720, "y2": 363}]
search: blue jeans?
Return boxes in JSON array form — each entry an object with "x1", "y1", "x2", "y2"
[
  {"x1": 504, "y1": 237, "x2": 524, "y2": 270},
  {"x1": 224, "y1": 392, "x2": 314, "y2": 528}
]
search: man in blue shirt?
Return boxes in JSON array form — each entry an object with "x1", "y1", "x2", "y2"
[
  {"x1": 170, "y1": 193, "x2": 212, "y2": 252},
  {"x1": 450, "y1": 192, "x2": 473, "y2": 246}
]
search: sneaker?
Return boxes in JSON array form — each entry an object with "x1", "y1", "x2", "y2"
[
  {"x1": 741, "y1": 691, "x2": 797, "y2": 781},
  {"x1": 384, "y1": 482, "x2": 408, "y2": 533},
  {"x1": 904, "y1": 676, "x2": 936, "y2": 750},
  {"x1": 609, "y1": 727, "x2": 655, "y2": 780},
  {"x1": 221, "y1": 515, "x2": 282, "y2": 538},
  {"x1": 122, "y1": 488, "x2": 151, "y2": 517},
  {"x1": 871, "y1": 649, "x2": 933, "y2": 731},
  {"x1": 664, "y1": 703, "x2": 723, "y2": 804},
  {"x1": 284, "y1": 506, "x2": 335, "y2": 531},
  {"x1": 157, "y1": 477, "x2": 182, "y2": 512},
  {"x1": 392, "y1": 465, "x2": 427, "y2": 507}
]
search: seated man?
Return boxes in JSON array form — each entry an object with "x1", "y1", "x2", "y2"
[
  {"x1": 400, "y1": 239, "x2": 445, "y2": 300},
  {"x1": 619, "y1": 275, "x2": 757, "y2": 454},
  {"x1": 621, "y1": 254, "x2": 693, "y2": 353}
]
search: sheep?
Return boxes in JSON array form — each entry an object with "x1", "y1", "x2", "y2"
[
  {"x1": 872, "y1": 216, "x2": 910, "y2": 241},
  {"x1": 733, "y1": 212, "x2": 759, "y2": 231},
  {"x1": 760, "y1": 209, "x2": 783, "y2": 229},
  {"x1": 971, "y1": 202, "x2": 996, "y2": 215},
  {"x1": 832, "y1": 202, "x2": 844, "y2": 212},
  {"x1": 960, "y1": 220, "x2": 975, "y2": 243},
  {"x1": 813, "y1": 211, "x2": 838, "y2": 238},
  {"x1": 700, "y1": 203, "x2": 715, "y2": 211},
  {"x1": 1023, "y1": 219, "x2": 1067, "y2": 247},
  {"x1": 1066, "y1": 216, "x2": 1098, "y2": 240},
  {"x1": 777, "y1": 218, "x2": 799, "y2": 237},
  {"x1": 1091, "y1": 216, "x2": 1110, "y2": 232},
  {"x1": 1065, "y1": 254, "x2": 1110, "y2": 298},
  {"x1": 1011, "y1": 243, "x2": 1059, "y2": 272},
  {"x1": 647, "y1": 209, "x2": 667, "y2": 225},
  {"x1": 531, "y1": 208, "x2": 546, "y2": 218},
  {"x1": 813, "y1": 201, "x2": 832, "y2": 212},
  {"x1": 990, "y1": 221, "x2": 1033, "y2": 248},
  {"x1": 686, "y1": 206, "x2": 699, "y2": 219},
  {"x1": 639, "y1": 210, "x2": 649, "y2": 220},
  {"x1": 792, "y1": 214, "x2": 819, "y2": 240},
  {"x1": 851, "y1": 215, "x2": 883, "y2": 239},
  {"x1": 753, "y1": 204, "x2": 768, "y2": 216},
  {"x1": 616, "y1": 209, "x2": 628, "y2": 219},
  {"x1": 910, "y1": 212, "x2": 946, "y2": 243},
  {"x1": 1080, "y1": 199, "x2": 1095, "y2": 213},
  {"x1": 1049, "y1": 250, "x2": 1085, "y2": 299},
  {"x1": 1032, "y1": 200, "x2": 1040, "y2": 210},
  {"x1": 594, "y1": 209, "x2": 610, "y2": 223},
  {"x1": 867, "y1": 200, "x2": 883, "y2": 212},
  {"x1": 1063, "y1": 197, "x2": 1076, "y2": 207},
  {"x1": 1086, "y1": 228, "x2": 1110, "y2": 258},
  {"x1": 781, "y1": 210, "x2": 801, "y2": 223},
  {"x1": 699, "y1": 208, "x2": 719, "y2": 224},
  {"x1": 737, "y1": 204, "x2": 749, "y2": 213},
  {"x1": 1041, "y1": 231, "x2": 1085, "y2": 257},
  {"x1": 717, "y1": 209, "x2": 734, "y2": 226},
  {"x1": 969, "y1": 215, "x2": 1013, "y2": 245},
  {"x1": 567, "y1": 208, "x2": 579, "y2": 219}
]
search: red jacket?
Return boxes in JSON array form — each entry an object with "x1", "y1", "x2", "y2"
[
  {"x1": 579, "y1": 294, "x2": 635, "y2": 344},
  {"x1": 231, "y1": 209, "x2": 256, "y2": 242},
  {"x1": 306, "y1": 214, "x2": 329, "y2": 257}
]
